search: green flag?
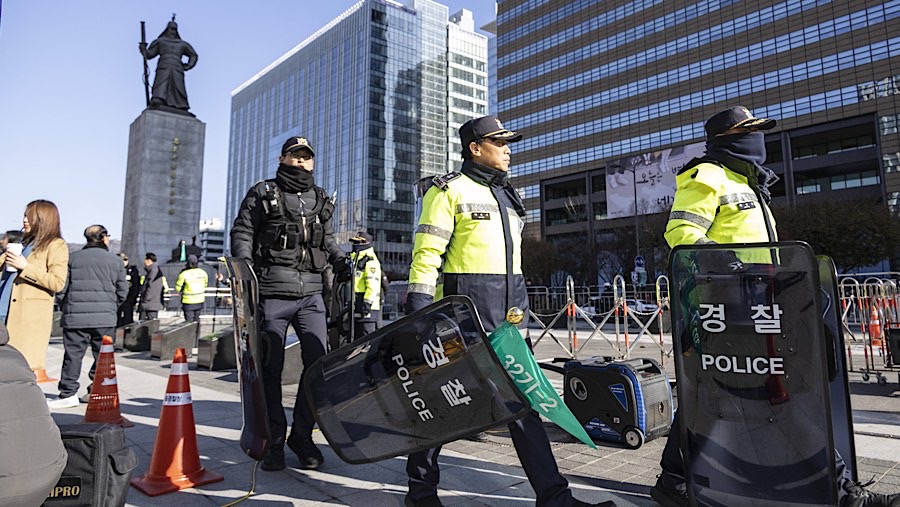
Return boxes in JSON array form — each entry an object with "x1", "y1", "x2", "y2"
[{"x1": 489, "y1": 320, "x2": 596, "y2": 449}]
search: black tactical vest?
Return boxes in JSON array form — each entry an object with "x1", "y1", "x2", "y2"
[{"x1": 254, "y1": 180, "x2": 335, "y2": 272}]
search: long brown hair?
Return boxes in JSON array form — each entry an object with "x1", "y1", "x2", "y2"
[{"x1": 24, "y1": 200, "x2": 63, "y2": 251}]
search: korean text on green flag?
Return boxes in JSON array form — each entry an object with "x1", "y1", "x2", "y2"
[{"x1": 489, "y1": 321, "x2": 596, "y2": 448}]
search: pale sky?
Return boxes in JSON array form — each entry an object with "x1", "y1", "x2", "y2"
[{"x1": 0, "y1": 0, "x2": 495, "y2": 241}]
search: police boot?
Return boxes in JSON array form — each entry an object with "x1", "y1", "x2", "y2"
[
  {"x1": 287, "y1": 433, "x2": 324, "y2": 470},
  {"x1": 649, "y1": 472, "x2": 689, "y2": 507},
  {"x1": 841, "y1": 480, "x2": 900, "y2": 507},
  {"x1": 260, "y1": 444, "x2": 285, "y2": 471}
]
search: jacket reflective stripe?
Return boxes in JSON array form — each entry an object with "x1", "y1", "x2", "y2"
[
  {"x1": 668, "y1": 210, "x2": 713, "y2": 230},
  {"x1": 719, "y1": 192, "x2": 757, "y2": 205},
  {"x1": 415, "y1": 223, "x2": 452, "y2": 241},
  {"x1": 456, "y1": 203, "x2": 500, "y2": 213},
  {"x1": 408, "y1": 282, "x2": 436, "y2": 297}
]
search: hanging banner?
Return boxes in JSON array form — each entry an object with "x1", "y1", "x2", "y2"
[{"x1": 605, "y1": 141, "x2": 705, "y2": 219}]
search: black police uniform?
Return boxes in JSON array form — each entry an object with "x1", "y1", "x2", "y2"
[{"x1": 231, "y1": 177, "x2": 346, "y2": 465}]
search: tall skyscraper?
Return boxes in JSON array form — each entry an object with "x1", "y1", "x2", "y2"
[
  {"x1": 495, "y1": 0, "x2": 900, "y2": 254},
  {"x1": 226, "y1": 0, "x2": 488, "y2": 276},
  {"x1": 447, "y1": 9, "x2": 489, "y2": 173}
]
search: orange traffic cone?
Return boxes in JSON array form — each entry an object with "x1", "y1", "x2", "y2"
[
  {"x1": 869, "y1": 306, "x2": 882, "y2": 347},
  {"x1": 34, "y1": 368, "x2": 57, "y2": 384},
  {"x1": 131, "y1": 348, "x2": 223, "y2": 496},
  {"x1": 83, "y1": 336, "x2": 133, "y2": 427}
]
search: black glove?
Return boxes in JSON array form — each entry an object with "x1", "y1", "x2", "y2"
[
  {"x1": 405, "y1": 292, "x2": 434, "y2": 315},
  {"x1": 697, "y1": 249, "x2": 745, "y2": 273},
  {"x1": 333, "y1": 258, "x2": 351, "y2": 282}
]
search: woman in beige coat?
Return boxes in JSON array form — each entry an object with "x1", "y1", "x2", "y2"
[{"x1": 0, "y1": 200, "x2": 68, "y2": 379}]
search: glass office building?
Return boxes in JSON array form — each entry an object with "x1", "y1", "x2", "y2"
[
  {"x1": 495, "y1": 0, "x2": 900, "y2": 255},
  {"x1": 227, "y1": 0, "x2": 487, "y2": 276}
]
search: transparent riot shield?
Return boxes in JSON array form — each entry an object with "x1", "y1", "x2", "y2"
[
  {"x1": 669, "y1": 242, "x2": 837, "y2": 506},
  {"x1": 224, "y1": 258, "x2": 270, "y2": 461},
  {"x1": 303, "y1": 295, "x2": 530, "y2": 464},
  {"x1": 818, "y1": 255, "x2": 857, "y2": 481}
]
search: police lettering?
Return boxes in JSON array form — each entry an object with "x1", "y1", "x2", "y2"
[
  {"x1": 700, "y1": 354, "x2": 784, "y2": 375},
  {"x1": 392, "y1": 354, "x2": 434, "y2": 421}
]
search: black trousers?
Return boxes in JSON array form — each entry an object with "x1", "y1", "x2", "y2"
[
  {"x1": 58, "y1": 327, "x2": 114, "y2": 398},
  {"x1": 117, "y1": 304, "x2": 135, "y2": 327},
  {"x1": 352, "y1": 309, "x2": 379, "y2": 341},
  {"x1": 259, "y1": 295, "x2": 327, "y2": 446},
  {"x1": 139, "y1": 310, "x2": 158, "y2": 321},
  {"x1": 407, "y1": 410, "x2": 575, "y2": 506},
  {"x1": 183, "y1": 302, "x2": 202, "y2": 323}
]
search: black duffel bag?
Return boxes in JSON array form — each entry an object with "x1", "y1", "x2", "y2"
[{"x1": 43, "y1": 423, "x2": 137, "y2": 507}]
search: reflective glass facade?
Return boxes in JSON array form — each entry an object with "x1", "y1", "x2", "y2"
[
  {"x1": 227, "y1": 0, "x2": 485, "y2": 275},
  {"x1": 495, "y1": 0, "x2": 900, "y2": 237}
]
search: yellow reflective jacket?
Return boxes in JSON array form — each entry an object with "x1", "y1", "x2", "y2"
[
  {"x1": 409, "y1": 162, "x2": 528, "y2": 330},
  {"x1": 665, "y1": 161, "x2": 777, "y2": 263},
  {"x1": 351, "y1": 247, "x2": 381, "y2": 310},
  {"x1": 175, "y1": 267, "x2": 208, "y2": 305}
]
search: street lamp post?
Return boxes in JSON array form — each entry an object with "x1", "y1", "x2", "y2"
[{"x1": 632, "y1": 167, "x2": 640, "y2": 260}]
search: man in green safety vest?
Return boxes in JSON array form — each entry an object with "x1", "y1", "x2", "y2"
[
  {"x1": 175, "y1": 254, "x2": 207, "y2": 323},
  {"x1": 348, "y1": 231, "x2": 381, "y2": 340},
  {"x1": 652, "y1": 106, "x2": 898, "y2": 507},
  {"x1": 404, "y1": 115, "x2": 612, "y2": 507}
]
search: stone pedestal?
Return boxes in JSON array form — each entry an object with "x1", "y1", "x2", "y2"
[{"x1": 121, "y1": 109, "x2": 205, "y2": 263}]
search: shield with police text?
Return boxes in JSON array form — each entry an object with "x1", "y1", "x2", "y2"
[
  {"x1": 225, "y1": 258, "x2": 271, "y2": 461},
  {"x1": 303, "y1": 295, "x2": 530, "y2": 464},
  {"x1": 669, "y1": 242, "x2": 837, "y2": 506}
]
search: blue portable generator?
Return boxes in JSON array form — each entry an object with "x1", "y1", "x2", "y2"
[{"x1": 561, "y1": 357, "x2": 673, "y2": 449}]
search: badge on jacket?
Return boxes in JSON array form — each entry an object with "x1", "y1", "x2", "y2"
[
  {"x1": 471, "y1": 212, "x2": 491, "y2": 220},
  {"x1": 737, "y1": 201, "x2": 756, "y2": 210}
]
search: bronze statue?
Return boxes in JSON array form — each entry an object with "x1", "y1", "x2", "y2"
[{"x1": 139, "y1": 16, "x2": 198, "y2": 114}]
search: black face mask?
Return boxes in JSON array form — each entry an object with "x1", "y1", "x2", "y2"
[
  {"x1": 275, "y1": 163, "x2": 314, "y2": 193},
  {"x1": 706, "y1": 131, "x2": 778, "y2": 203},
  {"x1": 706, "y1": 131, "x2": 767, "y2": 166}
]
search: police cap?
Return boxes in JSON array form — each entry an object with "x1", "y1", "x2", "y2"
[
  {"x1": 459, "y1": 115, "x2": 523, "y2": 147},
  {"x1": 705, "y1": 106, "x2": 776, "y2": 138},
  {"x1": 281, "y1": 136, "x2": 316, "y2": 157}
]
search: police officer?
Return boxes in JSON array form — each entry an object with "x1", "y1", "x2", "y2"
[
  {"x1": 117, "y1": 253, "x2": 141, "y2": 326},
  {"x1": 348, "y1": 230, "x2": 381, "y2": 339},
  {"x1": 175, "y1": 254, "x2": 207, "y2": 323},
  {"x1": 405, "y1": 116, "x2": 613, "y2": 507},
  {"x1": 231, "y1": 136, "x2": 349, "y2": 472},
  {"x1": 654, "y1": 106, "x2": 898, "y2": 507}
]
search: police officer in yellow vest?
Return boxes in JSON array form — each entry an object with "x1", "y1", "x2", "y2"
[
  {"x1": 349, "y1": 231, "x2": 380, "y2": 339},
  {"x1": 405, "y1": 116, "x2": 611, "y2": 507},
  {"x1": 653, "y1": 106, "x2": 898, "y2": 507},
  {"x1": 175, "y1": 254, "x2": 207, "y2": 323}
]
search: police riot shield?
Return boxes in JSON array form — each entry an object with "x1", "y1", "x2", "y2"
[
  {"x1": 669, "y1": 242, "x2": 837, "y2": 506},
  {"x1": 818, "y1": 255, "x2": 857, "y2": 481},
  {"x1": 303, "y1": 295, "x2": 530, "y2": 464},
  {"x1": 224, "y1": 258, "x2": 270, "y2": 461}
]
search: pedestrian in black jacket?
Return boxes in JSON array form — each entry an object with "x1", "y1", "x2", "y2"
[
  {"x1": 231, "y1": 136, "x2": 349, "y2": 472},
  {"x1": 139, "y1": 252, "x2": 165, "y2": 320},
  {"x1": 49, "y1": 225, "x2": 126, "y2": 409}
]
